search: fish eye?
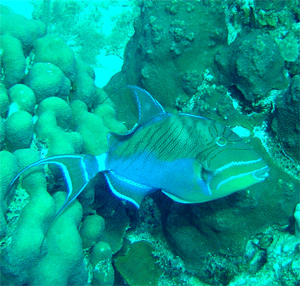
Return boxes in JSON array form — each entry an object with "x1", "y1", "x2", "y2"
[{"x1": 216, "y1": 136, "x2": 227, "y2": 147}]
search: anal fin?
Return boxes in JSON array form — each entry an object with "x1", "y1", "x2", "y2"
[{"x1": 105, "y1": 171, "x2": 153, "y2": 208}]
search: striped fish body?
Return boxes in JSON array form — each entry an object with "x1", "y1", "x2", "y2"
[
  {"x1": 8, "y1": 86, "x2": 269, "y2": 220},
  {"x1": 105, "y1": 106, "x2": 269, "y2": 206},
  {"x1": 6, "y1": 86, "x2": 269, "y2": 248},
  {"x1": 105, "y1": 113, "x2": 205, "y2": 204}
]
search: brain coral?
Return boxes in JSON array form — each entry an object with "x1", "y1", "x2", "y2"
[
  {"x1": 0, "y1": 35, "x2": 26, "y2": 88},
  {"x1": 0, "y1": 4, "x2": 130, "y2": 286},
  {"x1": 33, "y1": 34, "x2": 77, "y2": 81},
  {"x1": 0, "y1": 84, "x2": 9, "y2": 117},
  {"x1": 1, "y1": 149, "x2": 88, "y2": 286},
  {"x1": 35, "y1": 97, "x2": 83, "y2": 156},
  {"x1": 69, "y1": 60, "x2": 97, "y2": 109},
  {"x1": 8, "y1": 84, "x2": 36, "y2": 115},
  {"x1": 0, "y1": 8, "x2": 46, "y2": 54},
  {"x1": 25, "y1": 62, "x2": 71, "y2": 103},
  {"x1": 5, "y1": 111, "x2": 34, "y2": 152}
]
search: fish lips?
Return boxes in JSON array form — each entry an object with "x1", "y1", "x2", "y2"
[{"x1": 253, "y1": 165, "x2": 270, "y2": 181}]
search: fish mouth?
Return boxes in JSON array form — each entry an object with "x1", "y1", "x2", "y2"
[{"x1": 253, "y1": 165, "x2": 270, "y2": 181}]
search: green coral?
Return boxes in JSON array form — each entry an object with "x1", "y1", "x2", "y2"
[
  {"x1": 0, "y1": 118, "x2": 5, "y2": 150},
  {"x1": 0, "y1": 151, "x2": 19, "y2": 237},
  {"x1": 0, "y1": 35, "x2": 26, "y2": 88},
  {"x1": 276, "y1": 33, "x2": 299, "y2": 62},
  {"x1": 35, "y1": 97, "x2": 83, "y2": 156},
  {"x1": 1, "y1": 1, "x2": 298, "y2": 285},
  {"x1": 0, "y1": 8, "x2": 46, "y2": 53},
  {"x1": 69, "y1": 60, "x2": 97, "y2": 108},
  {"x1": 271, "y1": 75, "x2": 300, "y2": 161},
  {"x1": 0, "y1": 84, "x2": 9, "y2": 117},
  {"x1": 8, "y1": 84, "x2": 36, "y2": 115},
  {"x1": 33, "y1": 35, "x2": 77, "y2": 81},
  {"x1": 5, "y1": 111, "x2": 34, "y2": 152},
  {"x1": 215, "y1": 31, "x2": 288, "y2": 103},
  {"x1": 0, "y1": 149, "x2": 88, "y2": 285},
  {"x1": 25, "y1": 62, "x2": 71, "y2": 103},
  {"x1": 79, "y1": 215, "x2": 105, "y2": 249},
  {"x1": 115, "y1": 241, "x2": 163, "y2": 286},
  {"x1": 0, "y1": 5, "x2": 128, "y2": 285},
  {"x1": 90, "y1": 241, "x2": 114, "y2": 286}
]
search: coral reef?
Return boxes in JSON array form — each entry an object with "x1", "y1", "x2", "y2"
[
  {"x1": 25, "y1": 62, "x2": 71, "y2": 103},
  {"x1": 215, "y1": 31, "x2": 288, "y2": 103},
  {"x1": 0, "y1": 5, "x2": 46, "y2": 53},
  {"x1": 34, "y1": 97, "x2": 83, "y2": 156},
  {"x1": 0, "y1": 35, "x2": 26, "y2": 88},
  {"x1": 1, "y1": 1, "x2": 299, "y2": 286},
  {"x1": 0, "y1": 4, "x2": 126, "y2": 286},
  {"x1": 163, "y1": 165, "x2": 298, "y2": 269},
  {"x1": 0, "y1": 84, "x2": 9, "y2": 117},
  {"x1": 114, "y1": 241, "x2": 163, "y2": 286},
  {"x1": 104, "y1": 0, "x2": 299, "y2": 285},
  {"x1": 8, "y1": 84, "x2": 36, "y2": 115},
  {"x1": 271, "y1": 75, "x2": 300, "y2": 162},
  {"x1": 5, "y1": 110, "x2": 34, "y2": 152},
  {"x1": 295, "y1": 204, "x2": 300, "y2": 238},
  {"x1": 89, "y1": 241, "x2": 115, "y2": 285},
  {"x1": 33, "y1": 34, "x2": 77, "y2": 81},
  {"x1": 108, "y1": 0, "x2": 228, "y2": 109},
  {"x1": 30, "y1": 0, "x2": 138, "y2": 83},
  {"x1": 80, "y1": 215, "x2": 105, "y2": 249},
  {"x1": 69, "y1": 60, "x2": 97, "y2": 109},
  {"x1": 0, "y1": 151, "x2": 19, "y2": 237}
]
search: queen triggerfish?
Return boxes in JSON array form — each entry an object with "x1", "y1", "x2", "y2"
[{"x1": 9, "y1": 86, "x2": 269, "y2": 224}]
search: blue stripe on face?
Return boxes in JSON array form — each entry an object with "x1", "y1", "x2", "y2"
[
  {"x1": 215, "y1": 165, "x2": 269, "y2": 191},
  {"x1": 208, "y1": 158, "x2": 269, "y2": 195}
]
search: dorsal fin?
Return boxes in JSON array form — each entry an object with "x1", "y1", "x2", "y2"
[
  {"x1": 108, "y1": 86, "x2": 166, "y2": 149},
  {"x1": 127, "y1": 85, "x2": 165, "y2": 127}
]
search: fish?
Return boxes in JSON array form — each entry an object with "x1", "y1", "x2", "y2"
[{"x1": 8, "y1": 86, "x2": 269, "y2": 222}]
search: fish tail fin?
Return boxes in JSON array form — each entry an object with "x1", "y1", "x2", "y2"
[{"x1": 8, "y1": 153, "x2": 108, "y2": 253}]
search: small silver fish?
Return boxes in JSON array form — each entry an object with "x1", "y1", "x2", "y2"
[{"x1": 9, "y1": 86, "x2": 269, "y2": 221}]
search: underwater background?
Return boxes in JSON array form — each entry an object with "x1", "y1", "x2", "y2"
[{"x1": 0, "y1": 0, "x2": 299, "y2": 285}]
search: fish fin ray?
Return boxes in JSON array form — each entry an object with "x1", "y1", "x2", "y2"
[
  {"x1": 179, "y1": 112, "x2": 209, "y2": 121},
  {"x1": 8, "y1": 155, "x2": 101, "y2": 252},
  {"x1": 105, "y1": 171, "x2": 153, "y2": 208},
  {"x1": 107, "y1": 86, "x2": 167, "y2": 149},
  {"x1": 127, "y1": 85, "x2": 166, "y2": 126}
]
